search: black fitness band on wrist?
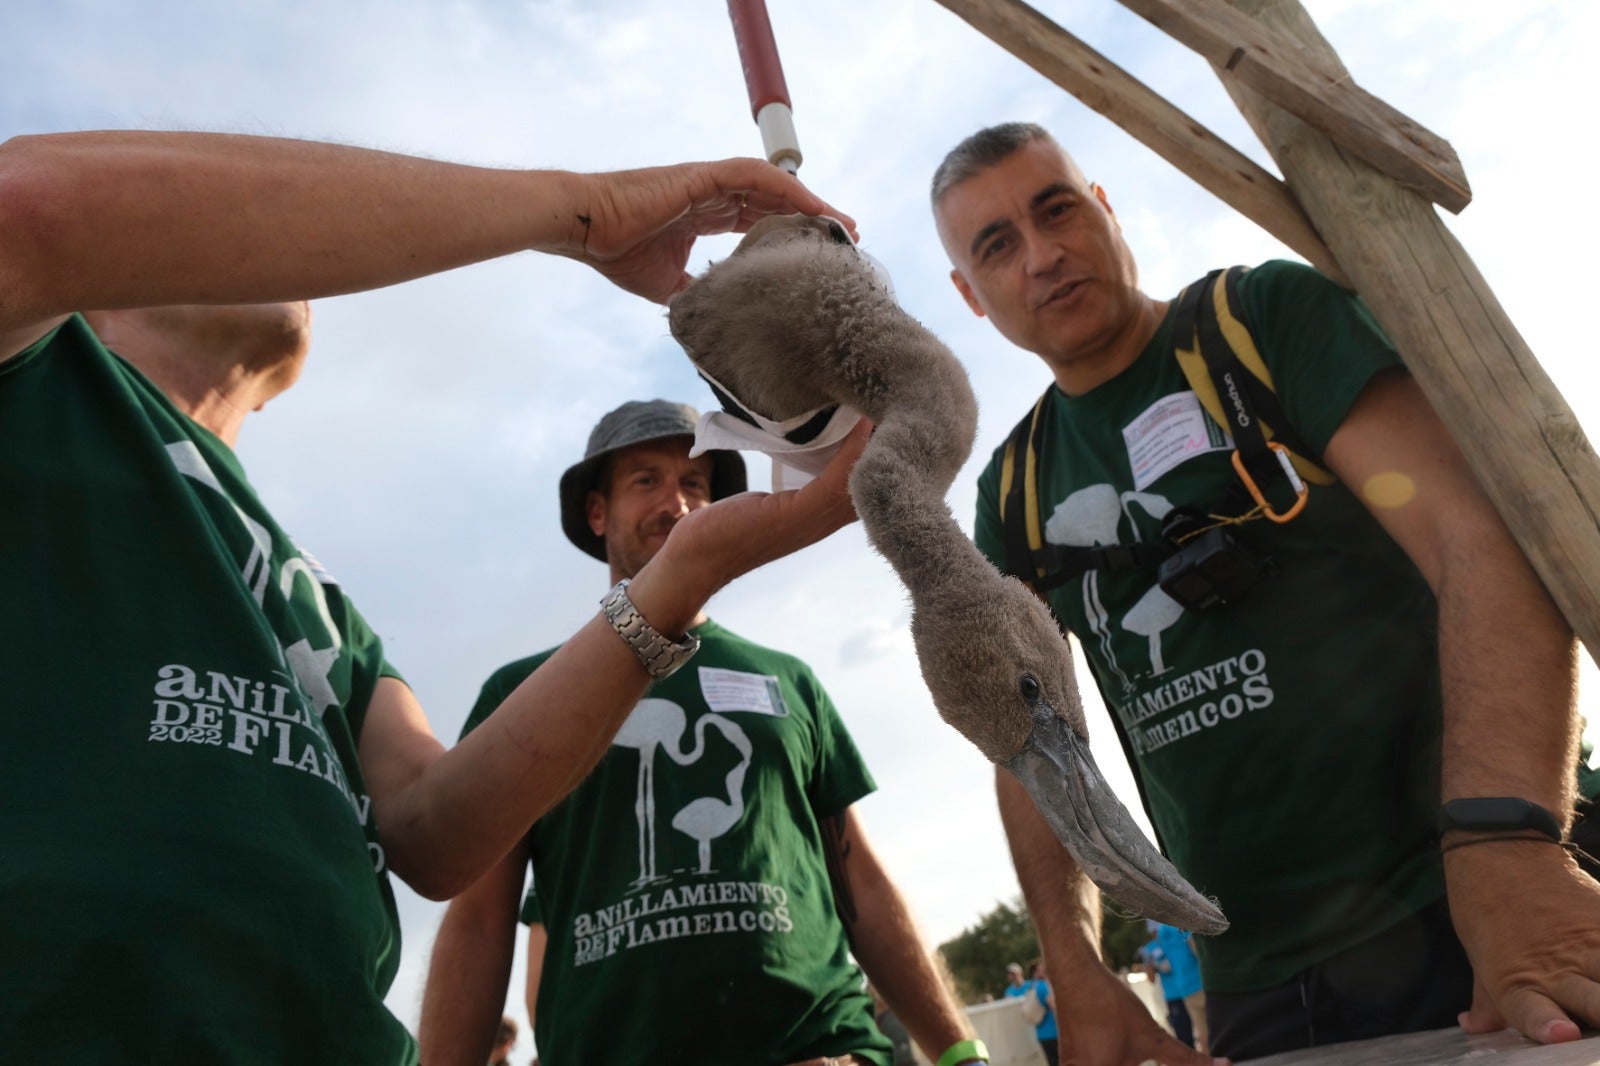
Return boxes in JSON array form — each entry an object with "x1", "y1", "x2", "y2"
[{"x1": 1437, "y1": 797, "x2": 1563, "y2": 841}]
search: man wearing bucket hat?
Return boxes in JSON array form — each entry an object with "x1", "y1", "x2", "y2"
[
  {"x1": 420, "y1": 399, "x2": 983, "y2": 1066},
  {"x1": 557, "y1": 400, "x2": 752, "y2": 570}
]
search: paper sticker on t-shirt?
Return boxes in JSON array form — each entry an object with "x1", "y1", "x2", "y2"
[
  {"x1": 698, "y1": 667, "x2": 789, "y2": 717},
  {"x1": 1122, "y1": 392, "x2": 1231, "y2": 490}
]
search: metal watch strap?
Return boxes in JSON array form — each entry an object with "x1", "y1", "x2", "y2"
[{"x1": 599, "y1": 579, "x2": 700, "y2": 681}]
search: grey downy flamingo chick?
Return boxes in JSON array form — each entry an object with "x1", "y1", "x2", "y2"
[{"x1": 667, "y1": 214, "x2": 1226, "y2": 935}]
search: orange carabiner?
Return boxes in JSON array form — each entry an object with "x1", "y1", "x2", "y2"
[{"x1": 1231, "y1": 441, "x2": 1308, "y2": 523}]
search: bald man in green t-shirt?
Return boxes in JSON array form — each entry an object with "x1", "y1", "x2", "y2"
[{"x1": 931, "y1": 122, "x2": 1598, "y2": 1065}]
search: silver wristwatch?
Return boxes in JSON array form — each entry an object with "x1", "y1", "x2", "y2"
[{"x1": 599, "y1": 579, "x2": 700, "y2": 680}]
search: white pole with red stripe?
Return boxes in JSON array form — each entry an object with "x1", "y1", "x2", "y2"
[{"x1": 726, "y1": 0, "x2": 802, "y2": 173}]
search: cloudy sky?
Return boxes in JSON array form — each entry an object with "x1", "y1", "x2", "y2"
[{"x1": 6, "y1": 0, "x2": 1593, "y2": 1048}]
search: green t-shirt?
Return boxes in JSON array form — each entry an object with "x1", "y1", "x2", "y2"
[
  {"x1": 463, "y1": 620, "x2": 889, "y2": 1065},
  {"x1": 976, "y1": 262, "x2": 1444, "y2": 991},
  {"x1": 0, "y1": 317, "x2": 414, "y2": 1063}
]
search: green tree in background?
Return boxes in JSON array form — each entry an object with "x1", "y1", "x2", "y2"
[
  {"x1": 938, "y1": 896, "x2": 1160, "y2": 1003},
  {"x1": 938, "y1": 896, "x2": 1038, "y2": 1003}
]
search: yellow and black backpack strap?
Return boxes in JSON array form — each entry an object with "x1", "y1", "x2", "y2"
[
  {"x1": 1172, "y1": 266, "x2": 1334, "y2": 523},
  {"x1": 999, "y1": 388, "x2": 1051, "y2": 585},
  {"x1": 1172, "y1": 266, "x2": 1334, "y2": 490}
]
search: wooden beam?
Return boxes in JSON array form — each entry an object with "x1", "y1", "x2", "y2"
[
  {"x1": 1213, "y1": 0, "x2": 1600, "y2": 662},
  {"x1": 930, "y1": 0, "x2": 1346, "y2": 286},
  {"x1": 1113, "y1": 0, "x2": 1470, "y2": 212}
]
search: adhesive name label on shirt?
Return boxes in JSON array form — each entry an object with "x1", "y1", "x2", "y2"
[
  {"x1": 1122, "y1": 392, "x2": 1231, "y2": 491},
  {"x1": 698, "y1": 667, "x2": 789, "y2": 717}
]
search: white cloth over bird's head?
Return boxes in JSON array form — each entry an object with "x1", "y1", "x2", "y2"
[{"x1": 688, "y1": 221, "x2": 894, "y2": 491}]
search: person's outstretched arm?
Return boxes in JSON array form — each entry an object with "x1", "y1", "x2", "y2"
[{"x1": 0, "y1": 130, "x2": 853, "y2": 358}]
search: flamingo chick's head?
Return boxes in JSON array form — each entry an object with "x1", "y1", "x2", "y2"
[
  {"x1": 915, "y1": 574, "x2": 1227, "y2": 935},
  {"x1": 734, "y1": 211, "x2": 855, "y2": 253}
]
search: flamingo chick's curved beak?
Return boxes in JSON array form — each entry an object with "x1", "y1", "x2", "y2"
[{"x1": 1003, "y1": 706, "x2": 1229, "y2": 935}]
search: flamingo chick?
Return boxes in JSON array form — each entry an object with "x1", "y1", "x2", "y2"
[{"x1": 667, "y1": 214, "x2": 1226, "y2": 935}]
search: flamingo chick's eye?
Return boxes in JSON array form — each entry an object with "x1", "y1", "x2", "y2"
[{"x1": 1019, "y1": 674, "x2": 1041, "y2": 701}]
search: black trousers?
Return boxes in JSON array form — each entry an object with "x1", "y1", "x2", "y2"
[
  {"x1": 1165, "y1": 996, "x2": 1195, "y2": 1049},
  {"x1": 1206, "y1": 898, "x2": 1473, "y2": 1061}
]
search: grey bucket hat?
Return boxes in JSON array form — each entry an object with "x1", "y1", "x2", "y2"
[{"x1": 559, "y1": 399, "x2": 748, "y2": 561}]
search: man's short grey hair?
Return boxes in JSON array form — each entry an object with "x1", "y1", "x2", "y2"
[{"x1": 930, "y1": 122, "x2": 1054, "y2": 206}]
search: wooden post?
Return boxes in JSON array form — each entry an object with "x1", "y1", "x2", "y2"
[
  {"x1": 1211, "y1": 0, "x2": 1600, "y2": 661},
  {"x1": 1112, "y1": 0, "x2": 1470, "y2": 211}
]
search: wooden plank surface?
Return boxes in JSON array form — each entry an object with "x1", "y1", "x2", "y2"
[
  {"x1": 1243, "y1": 1026, "x2": 1600, "y2": 1065},
  {"x1": 1208, "y1": 0, "x2": 1600, "y2": 663},
  {"x1": 1113, "y1": 0, "x2": 1470, "y2": 211},
  {"x1": 929, "y1": 0, "x2": 1346, "y2": 286}
]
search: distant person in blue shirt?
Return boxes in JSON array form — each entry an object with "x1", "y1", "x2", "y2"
[
  {"x1": 1005, "y1": 960, "x2": 1059, "y2": 1065},
  {"x1": 1149, "y1": 922, "x2": 1208, "y2": 1053},
  {"x1": 1138, "y1": 933, "x2": 1194, "y2": 1049}
]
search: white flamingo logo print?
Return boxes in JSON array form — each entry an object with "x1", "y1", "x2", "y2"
[
  {"x1": 671, "y1": 716, "x2": 753, "y2": 873},
  {"x1": 165, "y1": 441, "x2": 342, "y2": 712},
  {"x1": 1044, "y1": 485, "x2": 1184, "y2": 689},
  {"x1": 611, "y1": 698, "x2": 753, "y2": 886}
]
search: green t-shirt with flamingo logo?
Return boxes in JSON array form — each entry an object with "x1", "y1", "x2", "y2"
[
  {"x1": 463, "y1": 621, "x2": 887, "y2": 1065},
  {"x1": 0, "y1": 316, "x2": 411, "y2": 1063},
  {"x1": 975, "y1": 261, "x2": 1443, "y2": 992}
]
